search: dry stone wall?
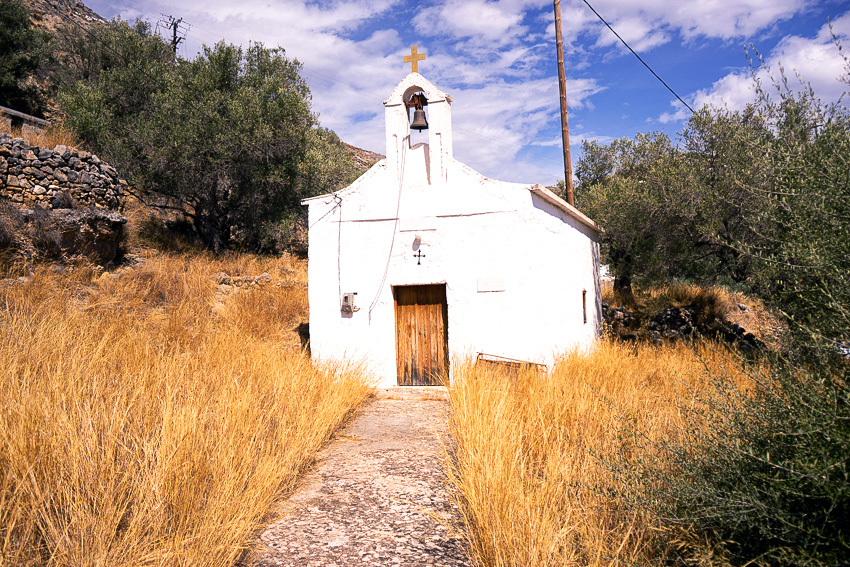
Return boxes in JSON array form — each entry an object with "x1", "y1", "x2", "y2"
[{"x1": 0, "y1": 133, "x2": 127, "y2": 211}]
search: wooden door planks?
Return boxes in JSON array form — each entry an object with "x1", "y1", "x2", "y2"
[{"x1": 394, "y1": 285, "x2": 448, "y2": 386}]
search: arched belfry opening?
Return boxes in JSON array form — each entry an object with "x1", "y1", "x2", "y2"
[{"x1": 384, "y1": 74, "x2": 453, "y2": 186}]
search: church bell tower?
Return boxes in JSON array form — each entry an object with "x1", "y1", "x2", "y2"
[{"x1": 383, "y1": 46, "x2": 454, "y2": 187}]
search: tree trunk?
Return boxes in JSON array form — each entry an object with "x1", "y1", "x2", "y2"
[
  {"x1": 195, "y1": 207, "x2": 225, "y2": 252},
  {"x1": 614, "y1": 273, "x2": 634, "y2": 303}
]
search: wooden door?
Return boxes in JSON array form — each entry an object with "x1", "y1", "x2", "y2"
[{"x1": 394, "y1": 285, "x2": 449, "y2": 386}]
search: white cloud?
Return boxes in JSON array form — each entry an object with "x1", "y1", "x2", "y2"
[
  {"x1": 413, "y1": 0, "x2": 527, "y2": 46},
  {"x1": 666, "y1": 0, "x2": 806, "y2": 39},
  {"x1": 85, "y1": 0, "x2": 835, "y2": 185},
  {"x1": 568, "y1": 132, "x2": 616, "y2": 147},
  {"x1": 181, "y1": 0, "x2": 400, "y2": 32},
  {"x1": 560, "y1": 0, "x2": 808, "y2": 58},
  {"x1": 530, "y1": 136, "x2": 564, "y2": 147},
  {"x1": 593, "y1": 16, "x2": 670, "y2": 53},
  {"x1": 164, "y1": 0, "x2": 605, "y2": 182},
  {"x1": 442, "y1": 76, "x2": 604, "y2": 180},
  {"x1": 531, "y1": 131, "x2": 613, "y2": 147},
  {"x1": 659, "y1": 12, "x2": 850, "y2": 121}
]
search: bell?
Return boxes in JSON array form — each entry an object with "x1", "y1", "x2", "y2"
[{"x1": 410, "y1": 107, "x2": 429, "y2": 131}]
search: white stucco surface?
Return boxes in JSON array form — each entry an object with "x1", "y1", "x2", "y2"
[{"x1": 303, "y1": 73, "x2": 602, "y2": 388}]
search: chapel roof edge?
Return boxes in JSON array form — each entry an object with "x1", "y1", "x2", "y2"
[
  {"x1": 529, "y1": 185, "x2": 602, "y2": 234},
  {"x1": 300, "y1": 159, "x2": 387, "y2": 206}
]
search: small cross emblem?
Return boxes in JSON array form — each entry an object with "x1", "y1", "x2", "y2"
[
  {"x1": 413, "y1": 250, "x2": 426, "y2": 265},
  {"x1": 404, "y1": 45, "x2": 426, "y2": 73}
]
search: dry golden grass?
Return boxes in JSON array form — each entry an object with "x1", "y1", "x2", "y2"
[
  {"x1": 0, "y1": 123, "x2": 82, "y2": 150},
  {"x1": 447, "y1": 340, "x2": 753, "y2": 567},
  {"x1": 0, "y1": 252, "x2": 373, "y2": 567},
  {"x1": 603, "y1": 280, "x2": 729, "y2": 313}
]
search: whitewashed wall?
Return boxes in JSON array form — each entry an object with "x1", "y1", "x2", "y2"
[
  {"x1": 304, "y1": 73, "x2": 601, "y2": 388},
  {"x1": 305, "y1": 157, "x2": 601, "y2": 388}
]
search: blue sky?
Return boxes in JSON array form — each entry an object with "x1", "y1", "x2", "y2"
[{"x1": 83, "y1": 0, "x2": 850, "y2": 185}]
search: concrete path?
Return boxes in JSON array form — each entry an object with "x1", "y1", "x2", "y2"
[{"x1": 250, "y1": 388, "x2": 470, "y2": 567}]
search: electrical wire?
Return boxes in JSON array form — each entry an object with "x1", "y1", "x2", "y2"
[
  {"x1": 57, "y1": 3, "x2": 175, "y2": 92},
  {"x1": 309, "y1": 194, "x2": 342, "y2": 229},
  {"x1": 335, "y1": 194, "x2": 343, "y2": 301},
  {"x1": 580, "y1": 0, "x2": 695, "y2": 115},
  {"x1": 368, "y1": 135, "x2": 407, "y2": 322}
]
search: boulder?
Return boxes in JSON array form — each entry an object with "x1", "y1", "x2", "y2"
[
  {"x1": 54, "y1": 145, "x2": 70, "y2": 160},
  {"x1": 100, "y1": 164, "x2": 118, "y2": 178},
  {"x1": 23, "y1": 166, "x2": 45, "y2": 180},
  {"x1": 50, "y1": 191, "x2": 75, "y2": 209},
  {"x1": 21, "y1": 207, "x2": 127, "y2": 264}
]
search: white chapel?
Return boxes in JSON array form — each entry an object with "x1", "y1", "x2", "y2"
[{"x1": 303, "y1": 51, "x2": 602, "y2": 388}]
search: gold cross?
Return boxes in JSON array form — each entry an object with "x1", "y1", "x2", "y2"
[{"x1": 403, "y1": 45, "x2": 426, "y2": 73}]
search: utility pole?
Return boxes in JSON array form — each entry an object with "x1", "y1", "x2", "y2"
[
  {"x1": 554, "y1": 0, "x2": 574, "y2": 207},
  {"x1": 158, "y1": 15, "x2": 188, "y2": 56},
  {"x1": 170, "y1": 16, "x2": 184, "y2": 55}
]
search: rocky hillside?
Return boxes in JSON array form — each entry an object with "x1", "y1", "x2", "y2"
[
  {"x1": 13, "y1": 0, "x2": 107, "y2": 119},
  {"x1": 21, "y1": 0, "x2": 105, "y2": 35},
  {"x1": 343, "y1": 143, "x2": 383, "y2": 173}
]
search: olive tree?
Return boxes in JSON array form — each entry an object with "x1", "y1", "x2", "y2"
[
  {"x1": 604, "y1": 66, "x2": 850, "y2": 567},
  {"x1": 61, "y1": 20, "x2": 356, "y2": 251},
  {"x1": 575, "y1": 106, "x2": 776, "y2": 296}
]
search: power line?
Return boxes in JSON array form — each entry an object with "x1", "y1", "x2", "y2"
[
  {"x1": 581, "y1": 0, "x2": 695, "y2": 115},
  {"x1": 91, "y1": 0, "x2": 207, "y2": 51}
]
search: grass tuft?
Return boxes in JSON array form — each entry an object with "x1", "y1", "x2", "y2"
[{"x1": 1, "y1": 123, "x2": 82, "y2": 150}]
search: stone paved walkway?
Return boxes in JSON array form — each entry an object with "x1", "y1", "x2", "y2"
[{"x1": 249, "y1": 388, "x2": 470, "y2": 567}]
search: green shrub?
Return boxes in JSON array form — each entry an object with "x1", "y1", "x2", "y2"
[{"x1": 621, "y1": 354, "x2": 850, "y2": 566}]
